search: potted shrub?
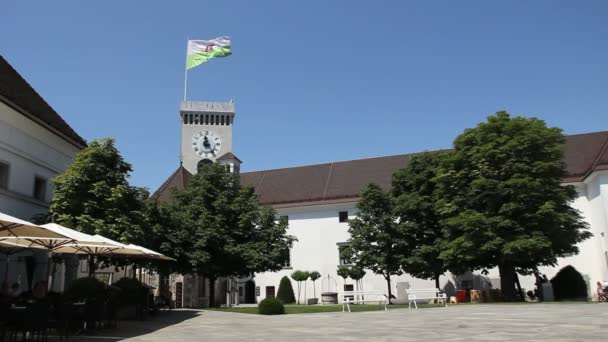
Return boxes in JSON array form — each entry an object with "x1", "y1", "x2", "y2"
[
  {"x1": 308, "y1": 271, "x2": 321, "y2": 305},
  {"x1": 113, "y1": 277, "x2": 148, "y2": 319},
  {"x1": 291, "y1": 270, "x2": 309, "y2": 304},
  {"x1": 65, "y1": 277, "x2": 106, "y2": 302}
]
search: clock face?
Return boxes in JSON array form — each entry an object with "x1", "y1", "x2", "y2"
[{"x1": 192, "y1": 130, "x2": 222, "y2": 158}]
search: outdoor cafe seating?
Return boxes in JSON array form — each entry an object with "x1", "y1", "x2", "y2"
[{"x1": 0, "y1": 212, "x2": 173, "y2": 340}]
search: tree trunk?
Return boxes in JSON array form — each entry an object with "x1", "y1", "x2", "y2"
[
  {"x1": 434, "y1": 274, "x2": 440, "y2": 290},
  {"x1": 514, "y1": 272, "x2": 525, "y2": 302},
  {"x1": 297, "y1": 282, "x2": 301, "y2": 304},
  {"x1": 208, "y1": 275, "x2": 216, "y2": 307},
  {"x1": 499, "y1": 263, "x2": 516, "y2": 302},
  {"x1": 88, "y1": 255, "x2": 96, "y2": 277},
  {"x1": 385, "y1": 274, "x2": 393, "y2": 304}
]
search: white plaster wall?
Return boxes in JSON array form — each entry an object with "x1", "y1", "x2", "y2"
[
  {"x1": 0, "y1": 100, "x2": 82, "y2": 291},
  {"x1": 0, "y1": 101, "x2": 81, "y2": 217},
  {"x1": 254, "y1": 174, "x2": 608, "y2": 302},
  {"x1": 254, "y1": 202, "x2": 437, "y2": 303}
]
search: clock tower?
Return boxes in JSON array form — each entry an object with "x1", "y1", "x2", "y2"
[{"x1": 180, "y1": 100, "x2": 236, "y2": 174}]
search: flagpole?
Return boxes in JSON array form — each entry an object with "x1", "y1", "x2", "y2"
[{"x1": 183, "y1": 38, "x2": 189, "y2": 102}]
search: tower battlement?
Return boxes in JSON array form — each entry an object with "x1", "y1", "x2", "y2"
[{"x1": 180, "y1": 101, "x2": 235, "y2": 113}]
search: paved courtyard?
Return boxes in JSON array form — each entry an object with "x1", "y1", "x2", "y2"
[{"x1": 74, "y1": 304, "x2": 608, "y2": 341}]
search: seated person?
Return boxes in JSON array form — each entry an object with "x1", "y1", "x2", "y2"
[
  {"x1": 597, "y1": 281, "x2": 607, "y2": 302},
  {"x1": 8, "y1": 283, "x2": 21, "y2": 299},
  {"x1": 32, "y1": 281, "x2": 47, "y2": 300}
]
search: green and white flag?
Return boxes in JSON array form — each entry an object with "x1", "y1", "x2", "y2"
[{"x1": 186, "y1": 37, "x2": 231, "y2": 70}]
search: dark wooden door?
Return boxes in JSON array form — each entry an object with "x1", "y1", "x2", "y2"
[
  {"x1": 175, "y1": 282, "x2": 183, "y2": 308},
  {"x1": 266, "y1": 286, "x2": 275, "y2": 298}
]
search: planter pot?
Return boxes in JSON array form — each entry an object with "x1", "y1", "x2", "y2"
[{"x1": 307, "y1": 298, "x2": 319, "y2": 305}]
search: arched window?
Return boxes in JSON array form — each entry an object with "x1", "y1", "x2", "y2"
[{"x1": 197, "y1": 159, "x2": 213, "y2": 174}]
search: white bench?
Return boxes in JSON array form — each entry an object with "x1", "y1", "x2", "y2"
[
  {"x1": 407, "y1": 288, "x2": 448, "y2": 309},
  {"x1": 340, "y1": 291, "x2": 388, "y2": 312}
]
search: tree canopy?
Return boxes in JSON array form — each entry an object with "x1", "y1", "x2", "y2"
[
  {"x1": 346, "y1": 183, "x2": 406, "y2": 303},
  {"x1": 392, "y1": 151, "x2": 450, "y2": 288},
  {"x1": 435, "y1": 111, "x2": 591, "y2": 300},
  {"x1": 50, "y1": 138, "x2": 147, "y2": 243},
  {"x1": 169, "y1": 162, "x2": 296, "y2": 306}
]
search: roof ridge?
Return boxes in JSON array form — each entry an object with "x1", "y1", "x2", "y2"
[
  {"x1": 151, "y1": 166, "x2": 183, "y2": 199},
  {"x1": 322, "y1": 163, "x2": 334, "y2": 200},
  {"x1": 564, "y1": 130, "x2": 608, "y2": 138},
  {"x1": 583, "y1": 134, "x2": 608, "y2": 180},
  {"x1": 241, "y1": 152, "x2": 422, "y2": 174},
  {"x1": 0, "y1": 55, "x2": 87, "y2": 148}
]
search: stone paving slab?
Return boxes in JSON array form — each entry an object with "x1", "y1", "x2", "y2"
[{"x1": 72, "y1": 304, "x2": 608, "y2": 341}]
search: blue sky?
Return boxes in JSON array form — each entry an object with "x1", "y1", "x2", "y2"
[{"x1": 2, "y1": 1, "x2": 607, "y2": 191}]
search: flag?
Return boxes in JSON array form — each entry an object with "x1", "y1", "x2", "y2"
[{"x1": 186, "y1": 37, "x2": 231, "y2": 70}]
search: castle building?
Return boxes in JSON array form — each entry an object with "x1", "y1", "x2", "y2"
[
  {"x1": 0, "y1": 55, "x2": 86, "y2": 291},
  {"x1": 154, "y1": 100, "x2": 608, "y2": 306}
]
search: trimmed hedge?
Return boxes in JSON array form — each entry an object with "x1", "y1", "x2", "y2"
[
  {"x1": 276, "y1": 276, "x2": 296, "y2": 304},
  {"x1": 551, "y1": 265, "x2": 588, "y2": 300},
  {"x1": 113, "y1": 277, "x2": 148, "y2": 306},
  {"x1": 258, "y1": 297, "x2": 285, "y2": 315},
  {"x1": 65, "y1": 277, "x2": 106, "y2": 300}
]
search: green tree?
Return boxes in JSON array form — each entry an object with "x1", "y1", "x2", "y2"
[
  {"x1": 138, "y1": 198, "x2": 194, "y2": 275},
  {"x1": 392, "y1": 151, "x2": 450, "y2": 289},
  {"x1": 348, "y1": 266, "x2": 366, "y2": 291},
  {"x1": 50, "y1": 138, "x2": 147, "y2": 243},
  {"x1": 49, "y1": 138, "x2": 148, "y2": 275},
  {"x1": 171, "y1": 162, "x2": 295, "y2": 306},
  {"x1": 291, "y1": 270, "x2": 309, "y2": 304},
  {"x1": 347, "y1": 184, "x2": 405, "y2": 304},
  {"x1": 309, "y1": 271, "x2": 321, "y2": 299},
  {"x1": 336, "y1": 265, "x2": 350, "y2": 286},
  {"x1": 435, "y1": 111, "x2": 591, "y2": 301},
  {"x1": 276, "y1": 276, "x2": 296, "y2": 304}
]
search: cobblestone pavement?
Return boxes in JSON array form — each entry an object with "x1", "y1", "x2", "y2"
[{"x1": 73, "y1": 304, "x2": 608, "y2": 341}]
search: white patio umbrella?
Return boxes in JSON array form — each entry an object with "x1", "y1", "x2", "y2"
[
  {"x1": 125, "y1": 244, "x2": 175, "y2": 261},
  {"x1": 0, "y1": 212, "x2": 73, "y2": 243},
  {"x1": 92, "y1": 235, "x2": 152, "y2": 257},
  {"x1": 41, "y1": 223, "x2": 121, "y2": 254},
  {"x1": 0, "y1": 213, "x2": 74, "y2": 285}
]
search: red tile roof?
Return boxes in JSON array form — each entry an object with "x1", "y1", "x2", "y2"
[
  {"x1": 152, "y1": 165, "x2": 193, "y2": 202},
  {"x1": 154, "y1": 131, "x2": 608, "y2": 207}
]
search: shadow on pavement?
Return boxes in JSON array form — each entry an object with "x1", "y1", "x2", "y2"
[{"x1": 69, "y1": 309, "x2": 203, "y2": 341}]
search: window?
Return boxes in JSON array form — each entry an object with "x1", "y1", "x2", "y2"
[
  {"x1": 0, "y1": 162, "x2": 9, "y2": 189},
  {"x1": 337, "y1": 243, "x2": 352, "y2": 265},
  {"x1": 33, "y1": 176, "x2": 47, "y2": 201},
  {"x1": 281, "y1": 248, "x2": 291, "y2": 269},
  {"x1": 339, "y1": 211, "x2": 348, "y2": 223},
  {"x1": 197, "y1": 159, "x2": 213, "y2": 174}
]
